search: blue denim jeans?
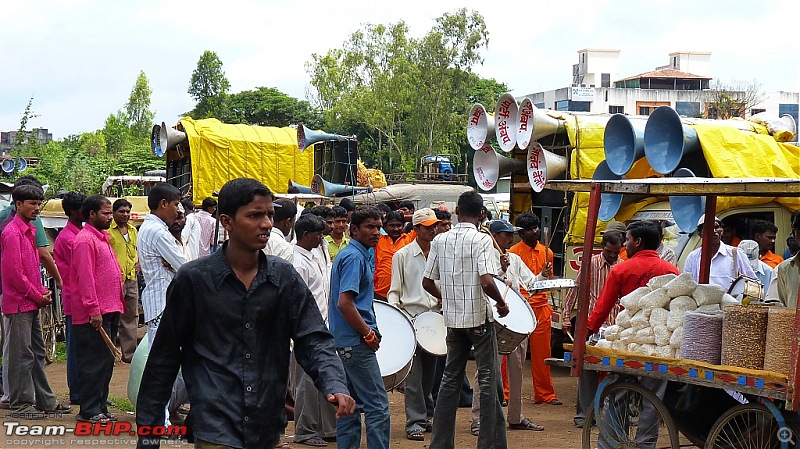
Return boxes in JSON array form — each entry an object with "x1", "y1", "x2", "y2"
[
  {"x1": 336, "y1": 341, "x2": 390, "y2": 449},
  {"x1": 429, "y1": 321, "x2": 507, "y2": 449}
]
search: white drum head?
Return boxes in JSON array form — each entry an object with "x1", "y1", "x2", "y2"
[
  {"x1": 374, "y1": 301, "x2": 417, "y2": 378},
  {"x1": 491, "y1": 278, "x2": 537, "y2": 333},
  {"x1": 414, "y1": 311, "x2": 447, "y2": 356}
]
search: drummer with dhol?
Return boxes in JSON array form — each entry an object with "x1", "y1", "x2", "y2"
[
  {"x1": 388, "y1": 208, "x2": 441, "y2": 442},
  {"x1": 422, "y1": 191, "x2": 509, "y2": 449}
]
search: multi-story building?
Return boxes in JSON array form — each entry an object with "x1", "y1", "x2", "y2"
[{"x1": 0, "y1": 128, "x2": 53, "y2": 154}]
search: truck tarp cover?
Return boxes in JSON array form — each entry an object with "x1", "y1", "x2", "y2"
[
  {"x1": 179, "y1": 118, "x2": 314, "y2": 201},
  {"x1": 560, "y1": 114, "x2": 800, "y2": 244}
]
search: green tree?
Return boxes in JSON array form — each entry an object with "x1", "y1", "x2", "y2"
[
  {"x1": 125, "y1": 71, "x2": 155, "y2": 139},
  {"x1": 102, "y1": 110, "x2": 132, "y2": 156},
  {"x1": 187, "y1": 50, "x2": 231, "y2": 119},
  {"x1": 223, "y1": 87, "x2": 323, "y2": 128}
]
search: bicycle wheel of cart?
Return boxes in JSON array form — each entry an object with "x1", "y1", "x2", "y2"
[
  {"x1": 583, "y1": 381, "x2": 679, "y2": 449},
  {"x1": 40, "y1": 305, "x2": 58, "y2": 364},
  {"x1": 704, "y1": 403, "x2": 786, "y2": 449}
]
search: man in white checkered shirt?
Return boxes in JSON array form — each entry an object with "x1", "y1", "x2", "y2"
[{"x1": 422, "y1": 191, "x2": 509, "y2": 449}]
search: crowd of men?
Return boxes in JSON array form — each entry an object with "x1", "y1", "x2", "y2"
[{"x1": 0, "y1": 173, "x2": 798, "y2": 449}]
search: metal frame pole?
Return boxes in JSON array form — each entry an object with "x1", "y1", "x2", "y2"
[
  {"x1": 698, "y1": 195, "x2": 717, "y2": 284},
  {"x1": 571, "y1": 182, "x2": 601, "y2": 377}
]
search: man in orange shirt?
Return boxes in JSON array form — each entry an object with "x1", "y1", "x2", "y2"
[
  {"x1": 373, "y1": 210, "x2": 415, "y2": 301},
  {"x1": 508, "y1": 212, "x2": 560, "y2": 405},
  {"x1": 753, "y1": 220, "x2": 783, "y2": 269}
]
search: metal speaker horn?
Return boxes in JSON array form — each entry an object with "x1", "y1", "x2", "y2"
[
  {"x1": 517, "y1": 98, "x2": 565, "y2": 150},
  {"x1": 473, "y1": 145, "x2": 525, "y2": 191},
  {"x1": 466, "y1": 103, "x2": 495, "y2": 150},
  {"x1": 494, "y1": 93, "x2": 519, "y2": 153},
  {"x1": 289, "y1": 180, "x2": 313, "y2": 194},
  {"x1": 297, "y1": 123, "x2": 349, "y2": 153},
  {"x1": 644, "y1": 106, "x2": 701, "y2": 175},
  {"x1": 16, "y1": 158, "x2": 27, "y2": 172},
  {"x1": 669, "y1": 168, "x2": 706, "y2": 233},
  {"x1": 158, "y1": 122, "x2": 188, "y2": 156},
  {"x1": 311, "y1": 174, "x2": 368, "y2": 197},
  {"x1": 604, "y1": 114, "x2": 648, "y2": 176},
  {"x1": 1, "y1": 158, "x2": 14, "y2": 173},
  {"x1": 593, "y1": 160, "x2": 647, "y2": 222},
  {"x1": 526, "y1": 143, "x2": 567, "y2": 193}
]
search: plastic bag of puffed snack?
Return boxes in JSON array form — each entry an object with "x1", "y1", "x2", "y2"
[
  {"x1": 630, "y1": 309, "x2": 652, "y2": 327},
  {"x1": 649, "y1": 308, "x2": 669, "y2": 327},
  {"x1": 615, "y1": 309, "x2": 632, "y2": 328},
  {"x1": 619, "y1": 327, "x2": 636, "y2": 343},
  {"x1": 696, "y1": 304, "x2": 721, "y2": 312},
  {"x1": 640, "y1": 288, "x2": 671, "y2": 309},
  {"x1": 664, "y1": 273, "x2": 697, "y2": 298},
  {"x1": 612, "y1": 340, "x2": 627, "y2": 351},
  {"x1": 604, "y1": 325, "x2": 622, "y2": 341},
  {"x1": 620, "y1": 287, "x2": 650, "y2": 315},
  {"x1": 635, "y1": 327, "x2": 656, "y2": 344},
  {"x1": 693, "y1": 284, "x2": 726, "y2": 306},
  {"x1": 638, "y1": 344, "x2": 657, "y2": 356},
  {"x1": 653, "y1": 325, "x2": 671, "y2": 346},
  {"x1": 721, "y1": 293, "x2": 739, "y2": 306},
  {"x1": 627, "y1": 343, "x2": 641, "y2": 352},
  {"x1": 596, "y1": 339, "x2": 613, "y2": 349},
  {"x1": 669, "y1": 296, "x2": 697, "y2": 312},
  {"x1": 667, "y1": 309, "x2": 685, "y2": 331},
  {"x1": 669, "y1": 326, "x2": 683, "y2": 349},
  {"x1": 654, "y1": 345, "x2": 674, "y2": 358},
  {"x1": 647, "y1": 273, "x2": 677, "y2": 290}
]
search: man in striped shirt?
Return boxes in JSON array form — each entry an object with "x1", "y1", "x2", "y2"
[{"x1": 195, "y1": 197, "x2": 218, "y2": 257}]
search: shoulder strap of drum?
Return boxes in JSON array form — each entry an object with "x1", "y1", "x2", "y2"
[{"x1": 732, "y1": 247, "x2": 739, "y2": 277}]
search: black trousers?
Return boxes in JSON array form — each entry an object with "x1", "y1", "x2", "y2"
[{"x1": 75, "y1": 312, "x2": 120, "y2": 419}]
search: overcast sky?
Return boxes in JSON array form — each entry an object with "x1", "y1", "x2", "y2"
[{"x1": 2, "y1": 0, "x2": 798, "y2": 139}]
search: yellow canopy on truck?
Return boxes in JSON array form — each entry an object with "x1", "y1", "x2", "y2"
[{"x1": 179, "y1": 118, "x2": 314, "y2": 202}]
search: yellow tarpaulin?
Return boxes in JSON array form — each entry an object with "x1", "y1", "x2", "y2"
[{"x1": 179, "y1": 118, "x2": 314, "y2": 202}]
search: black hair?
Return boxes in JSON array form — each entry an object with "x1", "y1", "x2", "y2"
[
  {"x1": 180, "y1": 199, "x2": 195, "y2": 212},
  {"x1": 300, "y1": 208, "x2": 312, "y2": 216},
  {"x1": 351, "y1": 205, "x2": 382, "y2": 227},
  {"x1": 515, "y1": 212, "x2": 541, "y2": 230},
  {"x1": 752, "y1": 219, "x2": 778, "y2": 237},
  {"x1": 626, "y1": 220, "x2": 661, "y2": 250},
  {"x1": 12, "y1": 184, "x2": 44, "y2": 203},
  {"x1": 383, "y1": 210, "x2": 404, "y2": 224},
  {"x1": 81, "y1": 194, "x2": 111, "y2": 220},
  {"x1": 273, "y1": 198, "x2": 297, "y2": 222},
  {"x1": 310, "y1": 205, "x2": 333, "y2": 219},
  {"x1": 601, "y1": 230, "x2": 624, "y2": 246},
  {"x1": 14, "y1": 175, "x2": 43, "y2": 188},
  {"x1": 456, "y1": 191, "x2": 483, "y2": 217},
  {"x1": 482, "y1": 205, "x2": 493, "y2": 221},
  {"x1": 147, "y1": 182, "x2": 182, "y2": 211},
  {"x1": 331, "y1": 205, "x2": 347, "y2": 218},
  {"x1": 62, "y1": 192, "x2": 87, "y2": 216},
  {"x1": 376, "y1": 203, "x2": 392, "y2": 215},
  {"x1": 792, "y1": 213, "x2": 800, "y2": 231},
  {"x1": 112, "y1": 198, "x2": 132, "y2": 212},
  {"x1": 398, "y1": 200, "x2": 415, "y2": 211},
  {"x1": 434, "y1": 209, "x2": 451, "y2": 221},
  {"x1": 339, "y1": 197, "x2": 356, "y2": 212},
  {"x1": 218, "y1": 178, "x2": 272, "y2": 217},
  {"x1": 295, "y1": 213, "x2": 326, "y2": 237},
  {"x1": 201, "y1": 197, "x2": 218, "y2": 212}
]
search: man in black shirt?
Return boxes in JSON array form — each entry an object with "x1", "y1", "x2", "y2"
[{"x1": 136, "y1": 178, "x2": 355, "y2": 448}]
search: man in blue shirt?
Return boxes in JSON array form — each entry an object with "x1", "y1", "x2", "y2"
[{"x1": 329, "y1": 205, "x2": 389, "y2": 449}]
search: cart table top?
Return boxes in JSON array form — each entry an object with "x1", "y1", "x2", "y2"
[{"x1": 546, "y1": 178, "x2": 800, "y2": 196}]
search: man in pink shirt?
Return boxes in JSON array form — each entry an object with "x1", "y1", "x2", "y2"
[
  {"x1": 52, "y1": 191, "x2": 86, "y2": 405},
  {"x1": 1, "y1": 184, "x2": 69, "y2": 418},
  {"x1": 71, "y1": 195, "x2": 125, "y2": 424}
]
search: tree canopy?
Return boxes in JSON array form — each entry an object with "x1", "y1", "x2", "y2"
[{"x1": 187, "y1": 50, "x2": 231, "y2": 119}]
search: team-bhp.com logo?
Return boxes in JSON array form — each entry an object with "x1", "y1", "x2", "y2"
[{"x1": 5, "y1": 421, "x2": 187, "y2": 437}]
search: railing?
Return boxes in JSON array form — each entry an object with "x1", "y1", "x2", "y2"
[{"x1": 385, "y1": 172, "x2": 468, "y2": 184}]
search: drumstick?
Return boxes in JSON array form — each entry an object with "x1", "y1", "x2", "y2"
[{"x1": 98, "y1": 326, "x2": 122, "y2": 361}]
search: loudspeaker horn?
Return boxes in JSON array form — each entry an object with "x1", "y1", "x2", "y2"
[
  {"x1": 297, "y1": 124, "x2": 350, "y2": 153},
  {"x1": 644, "y1": 106, "x2": 701, "y2": 175},
  {"x1": 668, "y1": 168, "x2": 706, "y2": 233},
  {"x1": 593, "y1": 160, "x2": 648, "y2": 222},
  {"x1": 1, "y1": 158, "x2": 14, "y2": 173},
  {"x1": 150, "y1": 124, "x2": 162, "y2": 157},
  {"x1": 467, "y1": 103, "x2": 495, "y2": 150},
  {"x1": 289, "y1": 180, "x2": 313, "y2": 194},
  {"x1": 494, "y1": 93, "x2": 519, "y2": 153},
  {"x1": 526, "y1": 143, "x2": 567, "y2": 193},
  {"x1": 604, "y1": 114, "x2": 649, "y2": 176},
  {"x1": 157, "y1": 122, "x2": 188, "y2": 156},
  {"x1": 311, "y1": 174, "x2": 368, "y2": 197},
  {"x1": 473, "y1": 145, "x2": 525, "y2": 191},
  {"x1": 517, "y1": 98, "x2": 565, "y2": 150},
  {"x1": 16, "y1": 158, "x2": 27, "y2": 172}
]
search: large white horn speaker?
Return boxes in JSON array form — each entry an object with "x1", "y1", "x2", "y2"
[
  {"x1": 495, "y1": 93, "x2": 519, "y2": 153},
  {"x1": 297, "y1": 124, "x2": 350, "y2": 153},
  {"x1": 289, "y1": 180, "x2": 313, "y2": 194},
  {"x1": 644, "y1": 106, "x2": 701, "y2": 174},
  {"x1": 526, "y1": 143, "x2": 567, "y2": 193},
  {"x1": 1, "y1": 159, "x2": 15, "y2": 173},
  {"x1": 158, "y1": 122, "x2": 188, "y2": 156},
  {"x1": 467, "y1": 104, "x2": 495, "y2": 150},
  {"x1": 604, "y1": 114, "x2": 648, "y2": 176},
  {"x1": 16, "y1": 158, "x2": 27, "y2": 172},
  {"x1": 311, "y1": 174, "x2": 368, "y2": 197},
  {"x1": 150, "y1": 124, "x2": 163, "y2": 157},
  {"x1": 593, "y1": 160, "x2": 647, "y2": 222},
  {"x1": 473, "y1": 145, "x2": 525, "y2": 191},
  {"x1": 668, "y1": 168, "x2": 706, "y2": 233},
  {"x1": 517, "y1": 98, "x2": 565, "y2": 150}
]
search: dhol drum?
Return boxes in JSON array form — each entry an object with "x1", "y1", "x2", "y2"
[
  {"x1": 374, "y1": 301, "x2": 417, "y2": 391},
  {"x1": 491, "y1": 278, "x2": 537, "y2": 354},
  {"x1": 413, "y1": 311, "x2": 447, "y2": 356},
  {"x1": 127, "y1": 337, "x2": 150, "y2": 408},
  {"x1": 728, "y1": 274, "x2": 765, "y2": 304}
]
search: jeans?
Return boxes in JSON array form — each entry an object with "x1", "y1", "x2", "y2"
[
  {"x1": 65, "y1": 315, "x2": 80, "y2": 403},
  {"x1": 336, "y1": 341, "x2": 390, "y2": 449},
  {"x1": 429, "y1": 321, "x2": 507, "y2": 449}
]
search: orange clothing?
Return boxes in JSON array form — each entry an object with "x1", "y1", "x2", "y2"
[
  {"x1": 530, "y1": 304, "x2": 557, "y2": 402},
  {"x1": 761, "y1": 250, "x2": 784, "y2": 269},
  {"x1": 373, "y1": 230, "x2": 416, "y2": 298},
  {"x1": 619, "y1": 247, "x2": 628, "y2": 261},
  {"x1": 509, "y1": 241, "x2": 554, "y2": 307}
]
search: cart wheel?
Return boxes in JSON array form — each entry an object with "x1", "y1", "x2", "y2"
[
  {"x1": 583, "y1": 381, "x2": 679, "y2": 449},
  {"x1": 40, "y1": 305, "x2": 57, "y2": 364},
  {"x1": 704, "y1": 403, "x2": 788, "y2": 449}
]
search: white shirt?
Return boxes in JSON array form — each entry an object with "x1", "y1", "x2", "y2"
[
  {"x1": 138, "y1": 214, "x2": 188, "y2": 323},
  {"x1": 264, "y1": 228, "x2": 293, "y2": 261},
  {"x1": 496, "y1": 251, "x2": 543, "y2": 293},
  {"x1": 423, "y1": 222, "x2": 500, "y2": 328},
  {"x1": 293, "y1": 245, "x2": 330, "y2": 323},
  {"x1": 195, "y1": 210, "x2": 217, "y2": 257},
  {"x1": 181, "y1": 213, "x2": 201, "y2": 261},
  {"x1": 683, "y1": 242, "x2": 757, "y2": 289},
  {"x1": 388, "y1": 240, "x2": 439, "y2": 317}
]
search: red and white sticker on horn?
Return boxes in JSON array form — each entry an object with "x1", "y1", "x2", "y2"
[
  {"x1": 517, "y1": 98, "x2": 534, "y2": 150},
  {"x1": 495, "y1": 93, "x2": 518, "y2": 153},
  {"x1": 527, "y1": 143, "x2": 547, "y2": 192},
  {"x1": 473, "y1": 145, "x2": 498, "y2": 191}
]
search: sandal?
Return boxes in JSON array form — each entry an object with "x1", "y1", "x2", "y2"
[
  {"x1": 509, "y1": 417, "x2": 544, "y2": 431},
  {"x1": 406, "y1": 430, "x2": 424, "y2": 441},
  {"x1": 76, "y1": 413, "x2": 110, "y2": 424},
  {"x1": 41, "y1": 403, "x2": 72, "y2": 413},
  {"x1": 470, "y1": 426, "x2": 480, "y2": 436},
  {"x1": 297, "y1": 437, "x2": 327, "y2": 447}
]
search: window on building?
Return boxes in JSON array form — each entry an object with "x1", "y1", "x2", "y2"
[
  {"x1": 676, "y1": 101, "x2": 701, "y2": 118},
  {"x1": 609, "y1": 105, "x2": 624, "y2": 114},
  {"x1": 639, "y1": 106, "x2": 651, "y2": 116},
  {"x1": 556, "y1": 100, "x2": 570, "y2": 111},
  {"x1": 601, "y1": 73, "x2": 611, "y2": 88},
  {"x1": 708, "y1": 107, "x2": 719, "y2": 120},
  {"x1": 534, "y1": 102, "x2": 545, "y2": 109},
  {"x1": 570, "y1": 101, "x2": 591, "y2": 112},
  {"x1": 673, "y1": 56, "x2": 677, "y2": 68}
]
